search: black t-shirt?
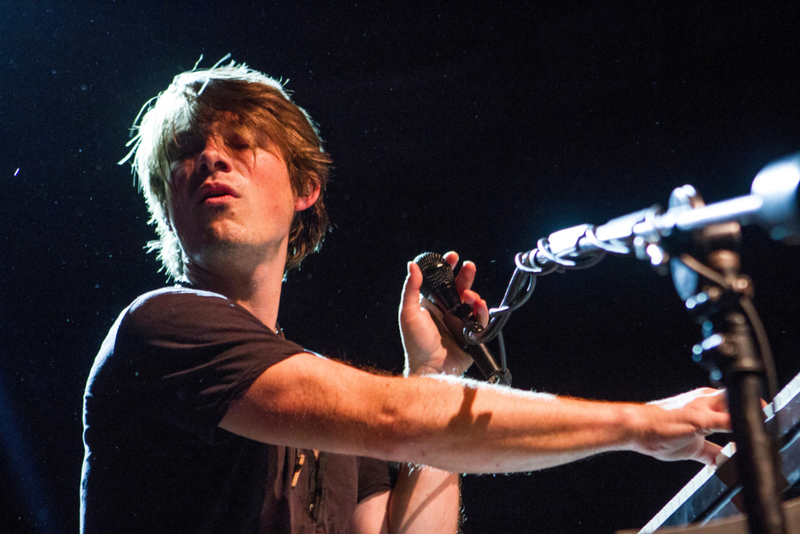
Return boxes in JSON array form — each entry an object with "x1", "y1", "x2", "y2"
[{"x1": 81, "y1": 287, "x2": 392, "y2": 533}]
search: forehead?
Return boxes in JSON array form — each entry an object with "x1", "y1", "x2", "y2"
[
  {"x1": 170, "y1": 114, "x2": 268, "y2": 150},
  {"x1": 173, "y1": 109, "x2": 238, "y2": 136}
]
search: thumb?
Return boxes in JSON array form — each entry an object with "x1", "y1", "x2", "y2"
[{"x1": 400, "y1": 261, "x2": 423, "y2": 322}]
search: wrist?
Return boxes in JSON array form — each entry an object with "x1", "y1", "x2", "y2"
[
  {"x1": 405, "y1": 347, "x2": 454, "y2": 377},
  {"x1": 410, "y1": 365, "x2": 445, "y2": 377},
  {"x1": 622, "y1": 403, "x2": 662, "y2": 456}
]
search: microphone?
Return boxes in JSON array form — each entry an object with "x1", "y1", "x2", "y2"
[{"x1": 414, "y1": 252, "x2": 511, "y2": 386}]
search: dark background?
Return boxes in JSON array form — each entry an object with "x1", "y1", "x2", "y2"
[{"x1": 2, "y1": 2, "x2": 800, "y2": 533}]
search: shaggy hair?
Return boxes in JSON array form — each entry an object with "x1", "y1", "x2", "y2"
[{"x1": 122, "y1": 59, "x2": 331, "y2": 280}]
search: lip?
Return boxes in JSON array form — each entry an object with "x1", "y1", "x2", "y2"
[{"x1": 197, "y1": 182, "x2": 240, "y2": 205}]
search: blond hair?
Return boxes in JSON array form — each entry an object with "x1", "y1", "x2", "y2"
[{"x1": 122, "y1": 59, "x2": 331, "y2": 280}]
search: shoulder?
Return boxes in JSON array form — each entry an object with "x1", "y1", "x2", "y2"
[
  {"x1": 122, "y1": 286, "x2": 267, "y2": 339},
  {"x1": 128, "y1": 286, "x2": 240, "y2": 320},
  {"x1": 88, "y1": 286, "x2": 305, "y2": 408},
  {"x1": 104, "y1": 286, "x2": 306, "y2": 370}
]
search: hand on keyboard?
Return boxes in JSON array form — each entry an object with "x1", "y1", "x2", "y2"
[{"x1": 634, "y1": 387, "x2": 731, "y2": 465}]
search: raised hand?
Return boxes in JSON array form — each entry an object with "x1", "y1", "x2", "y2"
[{"x1": 399, "y1": 252, "x2": 489, "y2": 377}]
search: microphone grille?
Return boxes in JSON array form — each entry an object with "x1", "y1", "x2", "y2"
[{"x1": 413, "y1": 252, "x2": 454, "y2": 298}]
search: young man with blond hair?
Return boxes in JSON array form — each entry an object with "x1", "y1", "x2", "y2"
[{"x1": 81, "y1": 61, "x2": 729, "y2": 533}]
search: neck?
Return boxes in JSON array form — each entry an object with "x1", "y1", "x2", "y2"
[{"x1": 184, "y1": 248, "x2": 286, "y2": 330}]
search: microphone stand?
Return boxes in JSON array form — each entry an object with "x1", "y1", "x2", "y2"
[
  {"x1": 474, "y1": 153, "x2": 800, "y2": 533},
  {"x1": 679, "y1": 248, "x2": 786, "y2": 534},
  {"x1": 667, "y1": 185, "x2": 786, "y2": 534}
]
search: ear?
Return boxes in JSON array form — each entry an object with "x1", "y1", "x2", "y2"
[{"x1": 294, "y1": 183, "x2": 321, "y2": 212}]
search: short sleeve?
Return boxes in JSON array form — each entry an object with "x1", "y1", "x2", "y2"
[
  {"x1": 88, "y1": 287, "x2": 305, "y2": 443},
  {"x1": 357, "y1": 457, "x2": 395, "y2": 503}
]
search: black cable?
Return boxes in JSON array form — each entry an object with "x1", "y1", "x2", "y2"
[
  {"x1": 677, "y1": 254, "x2": 779, "y2": 403},
  {"x1": 739, "y1": 296, "x2": 779, "y2": 402}
]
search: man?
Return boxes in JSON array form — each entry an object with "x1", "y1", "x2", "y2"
[{"x1": 81, "y1": 60, "x2": 730, "y2": 533}]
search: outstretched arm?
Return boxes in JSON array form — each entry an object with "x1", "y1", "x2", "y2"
[
  {"x1": 219, "y1": 253, "x2": 729, "y2": 468},
  {"x1": 220, "y1": 351, "x2": 728, "y2": 468},
  {"x1": 219, "y1": 256, "x2": 729, "y2": 532}
]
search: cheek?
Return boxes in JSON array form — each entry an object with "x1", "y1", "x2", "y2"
[
  {"x1": 165, "y1": 185, "x2": 193, "y2": 236},
  {"x1": 254, "y1": 185, "x2": 296, "y2": 227},
  {"x1": 165, "y1": 182, "x2": 180, "y2": 222},
  {"x1": 252, "y1": 163, "x2": 297, "y2": 214}
]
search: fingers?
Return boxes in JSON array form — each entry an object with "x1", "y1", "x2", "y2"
[
  {"x1": 452, "y1": 259, "x2": 477, "y2": 296},
  {"x1": 462, "y1": 290, "x2": 489, "y2": 327},
  {"x1": 443, "y1": 251, "x2": 459, "y2": 271},
  {"x1": 696, "y1": 389, "x2": 732, "y2": 433},
  {"x1": 695, "y1": 440, "x2": 723, "y2": 466},
  {"x1": 444, "y1": 251, "x2": 489, "y2": 327},
  {"x1": 442, "y1": 251, "x2": 476, "y2": 293}
]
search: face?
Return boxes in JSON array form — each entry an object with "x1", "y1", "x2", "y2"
[{"x1": 166, "y1": 121, "x2": 315, "y2": 275}]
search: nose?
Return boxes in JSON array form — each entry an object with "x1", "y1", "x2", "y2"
[{"x1": 196, "y1": 135, "x2": 232, "y2": 174}]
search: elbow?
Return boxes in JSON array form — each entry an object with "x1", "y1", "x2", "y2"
[
  {"x1": 360, "y1": 379, "x2": 428, "y2": 462},
  {"x1": 359, "y1": 376, "x2": 446, "y2": 465},
  {"x1": 369, "y1": 399, "x2": 418, "y2": 462}
]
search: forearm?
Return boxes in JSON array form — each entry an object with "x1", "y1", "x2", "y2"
[
  {"x1": 389, "y1": 256, "x2": 727, "y2": 469},
  {"x1": 221, "y1": 353, "x2": 693, "y2": 473},
  {"x1": 384, "y1": 373, "x2": 644, "y2": 473}
]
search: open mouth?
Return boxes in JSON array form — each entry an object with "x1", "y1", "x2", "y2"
[
  {"x1": 198, "y1": 183, "x2": 239, "y2": 204},
  {"x1": 203, "y1": 192, "x2": 234, "y2": 202}
]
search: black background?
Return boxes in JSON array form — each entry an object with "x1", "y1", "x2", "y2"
[{"x1": 2, "y1": 2, "x2": 800, "y2": 533}]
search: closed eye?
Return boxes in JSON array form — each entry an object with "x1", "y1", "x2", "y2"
[
  {"x1": 227, "y1": 135, "x2": 250, "y2": 151},
  {"x1": 169, "y1": 132, "x2": 205, "y2": 162}
]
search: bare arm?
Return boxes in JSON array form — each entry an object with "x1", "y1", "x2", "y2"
[
  {"x1": 220, "y1": 352, "x2": 727, "y2": 470},
  {"x1": 349, "y1": 465, "x2": 460, "y2": 534},
  {"x1": 219, "y1": 255, "x2": 728, "y2": 532}
]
